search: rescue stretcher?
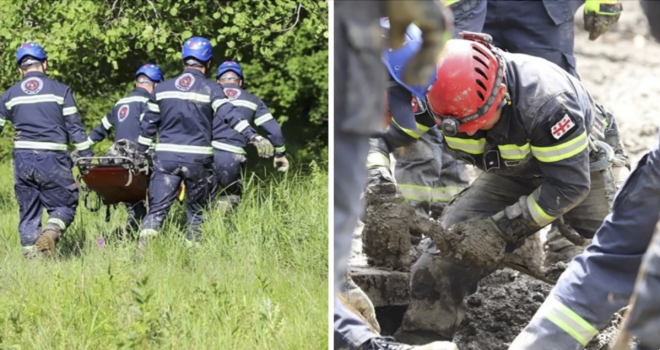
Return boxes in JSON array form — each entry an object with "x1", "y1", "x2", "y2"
[
  {"x1": 74, "y1": 155, "x2": 186, "y2": 221},
  {"x1": 74, "y1": 156, "x2": 150, "y2": 221}
]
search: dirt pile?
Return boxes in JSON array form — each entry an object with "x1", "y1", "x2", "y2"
[{"x1": 453, "y1": 269, "x2": 635, "y2": 350}]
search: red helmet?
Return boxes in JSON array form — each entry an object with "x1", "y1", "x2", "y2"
[{"x1": 427, "y1": 37, "x2": 508, "y2": 136}]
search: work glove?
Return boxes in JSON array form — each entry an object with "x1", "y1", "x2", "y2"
[
  {"x1": 339, "y1": 278, "x2": 381, "y2": 334},
  {"x1": 444, "y1": 217, "x2": 508, "y2": 270},
  {"x1": 249, "y1": 135, "x2": 274, "y2": 158},
  {"x1": 274, "y1": 154, "x2": 289, "y2": 172},
  {"x1": 584, "y1": 0, "x2": 623, "y2": 41},
  {"x1": 386, "y1": 0, "x2": 454, "y2": 86}
]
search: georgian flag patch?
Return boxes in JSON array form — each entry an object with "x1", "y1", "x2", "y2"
[{"x1": 551, "y1": 114, "x2": 575, "y2": 139}]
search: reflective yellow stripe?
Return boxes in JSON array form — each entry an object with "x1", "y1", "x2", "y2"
[
  {"x1": 139, "y1": 229, "x2": 158, "y2": 238},
  {"x1": 137, "y1": 135, "x2": 152, "y2": 146},
  {"x1": 526, "y1": 189, "x2": 555, "y2": 226},
  {"x1": 147, "y1": 102, "x2": 160, "y2": 113},
  {"x1": 47, "y1": 218, "x2": 66, "y2": 230},
  {"x1": 275, "y1": 145, "x2": 286, "y2": 153},
  {"x1": 254, "y1": 113, "x2": 274, "y2": 126},
  {"x1": 366, "y1": 152, "x2": 390, "y2": 168},
  {"x1": 540, "y1": 297, "x2": 598, "y2": 345},
  {"x1": 498, "y1": 143, "x2": 531, "y2": 160},
  {"x1": 116, "y1": 96, "x2": 149, "y2": 105},
  {"x1": 531, "y1": 132, "x2": 588, "y2": 163},
  {"x1": 234, "y1": 120, "x2": 250, "y2": 133},
  {"x1": 139, "y1": 113, "x2": 145, "y2": 121},
  {"x1": 444, "y1": 136, "x2": 486, "y2": 155},
  {"x1": 87, "y1": 137, "x2": 96, "y2": 146},
  {"x1": 398, "y1": 184, "x2": 464, "y2": 203},
  {"x1": 211, "y1": 141, "x2": 246, "y2": 155},
  {"x1": 444, "y1": 0, "x2": 460, "y2": 6},
  {"x1": 155, "y1": 143, "x2": 213, "y2": 155},
  {"x1": 391, "y1": 119, "x2": 430, "y2": 139},
  {"x1": 212, "y1": 98, "x2": 229, "y2": 112},
  {"x1": 101, "y1": 116, "x2": 112, "y2": 130},
  {"x1": 6, "y1": 94, "x2": 64, "y2": 109},
  {"x1": 0, "y1": 119, "x2": 6, "y2": 127},
  {"x1": 62, "y1": 107, "x2": 78, "y2": 116},
  {"x1": 231, "y1": 100, "x2": 257, "y2": 110},
  {"x1": 14, "y1": 141, "x2": 67, "y2": 151},
  {"x1": 156, "y1": 91, "x2": 211, "y2": 103},
  {"x1": 75, "y1": 140, "x2": 91, "y2": 151}
]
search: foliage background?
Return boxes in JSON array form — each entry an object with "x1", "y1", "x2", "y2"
[{"x1": 0, "y1": 0, "x2": 328, "y2": 164}]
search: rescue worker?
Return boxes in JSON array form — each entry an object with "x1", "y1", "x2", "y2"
[
  {"x1": 394, "y1": 35, "x2": 628, "y2": 344},
  {"x1": 0, "y1": 42, "x2": 93, "y2": 258},
  {"x1": 508, "y1": 2, "x2": 660, "y2": 349},
  {"x1": 88, "y1": 63, "x2": 164, "y2": 237},
  {"x1": 482, "y1": 0, "x2": 625, "y2": 266},
  {"x1": 483, "y1": 0, "x2": 622, "y2": 79},
  {"x1": 334, "y1": 0, "x2": 457, "y2": 349},
  {"x1": 135, "y1": 36, "x2": 267, "y2": 253},
  {"x1": 366, "y1": 0, "x2": 486, "y2": 219},
  {"x1": 212, "y1": 60, "x2": 283, "y2": 210}
]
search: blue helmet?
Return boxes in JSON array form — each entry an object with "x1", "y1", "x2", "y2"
[
  {"x1": 136, "y1": 63, "x2": 164, "y2": 83},
  {"x1": 16, "y1": 42, "x2": 47, "y2": 64},
  {"x1": 216, "y1": 61, "x2": 244, "y2": 80},
  {"x1": 182, "y1": 36, "x2": 213, "y2": 62},
  {"x1": 380, "y1": 18, "x2": 438, "y2": 100}
]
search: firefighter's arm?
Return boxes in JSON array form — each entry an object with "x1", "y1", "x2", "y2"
[
  {"x1": 584, "y1": 0, "x2": 622, "y2": 40},
  {"x1": 211, "y1": 85, "x2": 256, "y2": 140},
  {"x1": 88, "y1": 110, "x2": 114, "y2": 146},
  {"x1": 63, "y1": 88, "x2": 93, "y2": 157},
  {"x1": 211, "y1": 86, "x2": 273, "y2": 158},
  {"x1": 254, "y1": 100, "x2": 286, "y2": 155},
  {"x1": 384, "y1": 85, "x2": 430, "y2": 149},
  {"x1": 492, "y1": 99, "x2": 591, "y2": 243},
  {"x1": 137, "y1": 94, "x2": 161, "y2": 154},
  {"x1": 253, "y1": 100, "x2": 288, "y2": 171},
  {"x1": 0, "y1": 92, "x2": 11, "y2": 134}
]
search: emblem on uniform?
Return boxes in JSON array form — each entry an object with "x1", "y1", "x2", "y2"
[
  {"x1": 175, "y1": 73, "x2": 195, "y2": 91},
  {"x1": 117, "y1": 104, "x2": 130, "y2": 122},
  {"x1": 223, "y1": 87, "x2": 241, "y2": 100},
  {"x1": 551, "y1": 114, "x2": 576, "y2": 140},
  {"x1": 21, "y1": 77, "x2": 43, "y2": 95}
]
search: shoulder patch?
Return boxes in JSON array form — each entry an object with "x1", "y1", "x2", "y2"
[
  {"x1": 175, "y1": 73, "x2": 195, "y2": 91},
  {"x1": 21, "y1": 77, "x2": 43, "y2": 95},
  {"x1": 223, "y1": 87, "x2": 241, "y2": 100},
  {"x1": 411, "y1": 97, "x2": 427, "y2": 116},
  {"x1": 551, "y1": 114, "x2": 576, "y2": 140},
  {"x1": 117, "y1": 104, "x2": 130, "y2": 122}
]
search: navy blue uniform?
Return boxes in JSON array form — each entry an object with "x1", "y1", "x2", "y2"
[
  {"x1": 0, "y1": 71, "x2": 92, "y2": 248},
  {"x1": 483, "y1": 0, "x2": 583, "y2": 79},
  {"x1": 137, "y1": 68, "x2": 257, "y2": 243},
  {"x1": 89, "y1": 87, "x2": 154, "y2": 233},
  {"x1": 212, "y1": 83, "x2": 286, "y2": 202},
  {"x1": 89, "y1": 87, "x2": 152, "y2": 145}
]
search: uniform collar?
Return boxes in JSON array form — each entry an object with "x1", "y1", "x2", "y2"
[
  {"x1": 133, "y1": 86, "x2": 152, "y2": 96},
  {"x1": 182, "y1": 68, "x2": 207, "y2": 76},
  {"x1": 24, "y1": 71, "x2": 47, "y2": 79},
  {"x1": 221, "y1": 83, "x2": 241, "y2": 89}
]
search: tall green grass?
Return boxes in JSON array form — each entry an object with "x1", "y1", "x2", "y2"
[{"x1": 0, "y1": 161, "x2": 328, "y2": 349}]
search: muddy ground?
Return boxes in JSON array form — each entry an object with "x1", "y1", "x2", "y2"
[{"x1": 351, "y1": 2, "x2": 657, "y2": 348}]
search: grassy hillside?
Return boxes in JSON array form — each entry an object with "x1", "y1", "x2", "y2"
[{"x1": 0, "y1": 161, "x2": 328, "y2": 349}]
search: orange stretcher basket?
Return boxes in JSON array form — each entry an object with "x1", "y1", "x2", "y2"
[{"x1": 75, "y1": 156, "x2": 150, "y2": 210}]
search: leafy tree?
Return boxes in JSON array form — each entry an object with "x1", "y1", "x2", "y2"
[{"x1": 0, "y1": 0, "x2": 328, "y2": 162}]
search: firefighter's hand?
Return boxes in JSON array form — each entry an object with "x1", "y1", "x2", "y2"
[
  {"x1": 274, "y1": 155, "x2": 289, "y2": 172},
  {"x1": 249, "y1": 135, "x2": 274, "y2": 158},
  {"x1": 584, "y1": 0, "x2": 622, "y2": 40},
  {"x1": 444, "y1": 217, "x2": 508, "y2": 269},
  {"x1": 386, "y1": 0, "x2": 454, "y2": 86}
]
